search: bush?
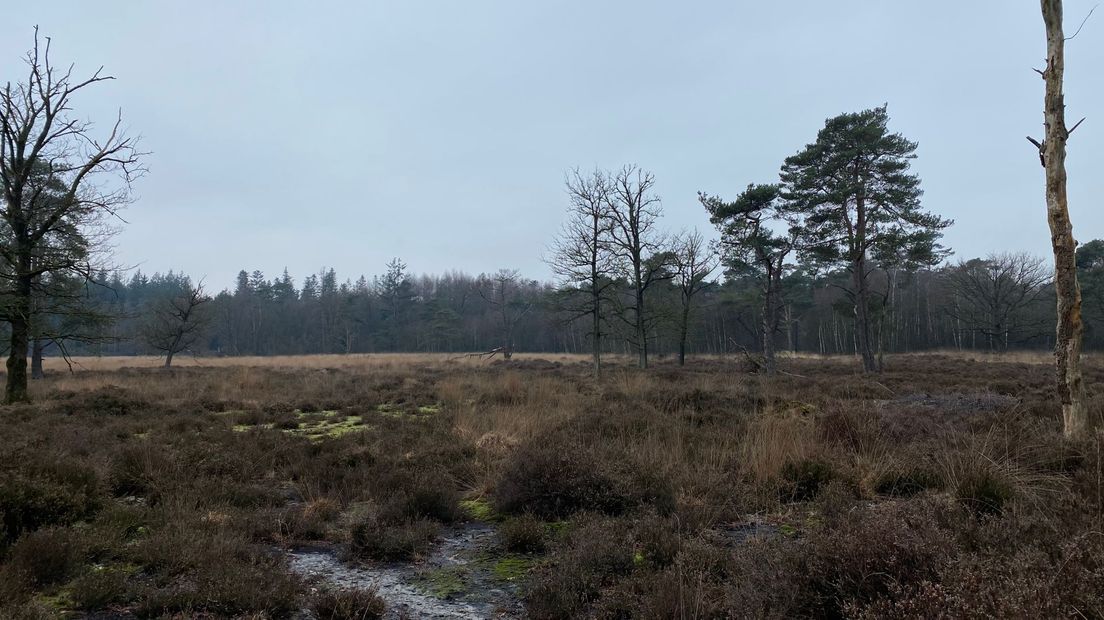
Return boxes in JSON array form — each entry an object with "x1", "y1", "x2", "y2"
[
  {"x1": 130, "y1": 527, "x2": 303, "y2": 616},
  {"x1": 794, "y1": 499, "x2": 956, "y2": 617},
  {"x1": 956, "y1": 470, "x2": 1015, "y2": 515},
  {"x1": 524, "y1": 515, "x2": 635, "y2": 619},
  {"x1": 405, "y1": 480, "x2": 463, "y2": 523},
  {"x1": 0, "y1": 465, "x2": 100, "y2": 546},
  {"x1": 311, "y1": 587, "x2": 387, "y2": 620},
  {"x1": 3, "y1": 527, "x2": 83, "y2": 588},
  {"x1": 499, "y1": 514, "x2": 547, "y2": 553},
  {"x1": 873, "y1": 467, "x2": 942, "y2": 498},
  {"x1": 349, "y1": 512, "x2": 439, "y2": 561},
  {"x1": 53, "y1": 386, "x2": 146, "y2": 417},
  {"x1": 70, "y1": 567, "x2": 131, "y2": 610},
  {"x1": 495, "y1": 440, "x2": 674, "y2": 519},
  {"x1": 781, "y1": 459, "x2": 835, "y2": 502},
  {"x1": 109, "y1": 443, "x2": 176, "y2": 499}
]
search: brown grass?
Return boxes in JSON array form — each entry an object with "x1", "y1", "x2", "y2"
[{"x1": 2, "y1": 352, "x2": 1102, "y2": 617}]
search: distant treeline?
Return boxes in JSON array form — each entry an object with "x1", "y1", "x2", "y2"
[{"x1": 45, "y1": 240, "x2": 1104, "y2": 360}]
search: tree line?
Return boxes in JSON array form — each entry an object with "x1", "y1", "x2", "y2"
[{"x1": 44, "y1": 242, "x2": 1101, "y2": 367}]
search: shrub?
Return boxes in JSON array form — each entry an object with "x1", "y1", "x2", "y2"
[
  {"x1": 956, "y1": 470, "x2": 1015, "y2": 515},
  {"x1": 524, "y1": 515, "x2": 635, "y2": 619},
  {"x1": 130, "y1": 527, "x2": 303, "y2": 616},
  {"x1": 349, "y1": 513, "x2": 439, "y2": 561},
  {"x1": 780, "y1": 459, "x2": 834, "y2": 502},
  {"x1": 70, "y1": 567, "x2": 131, "y2": 610},
  {"x1": 499, "y1": 514, "x2": 547, "y2": 553},
  {"x1": 794, "y1": 499, "x2": 956, "y2": 617},
  {"x1": 0, "y1": 473, "x2": 98, "y2": 547},
  {"x1": 53, "y1": 386, "x2": 146, "y2": 417},
  {"x1": 310, "y1": 587, "x2": 387, "y2": 620},
  {"x1": 3, "y1": 527, "x2": 83, "y2": 588},
  {"x1": 405, "y1": 480, "x2": 463, "y2": 523},
  {"x1": 109, "y1": 443, "x2": 176, "y2": 499},
  {"x1": 495, "y1": 440, "x2": 673, "y2": 519},
  {"x1": 873, "y1": 467, "x2": 942, "y2": 498}
]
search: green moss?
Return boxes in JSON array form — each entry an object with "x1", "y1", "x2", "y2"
[
  {"x1": 492, "y1": 555, "x2": 536, "y2": 582},
  {"x1": 545, "y1": 520, "x2": 571, "y2": 537},
  {"x1": 413, "y1": 566, "x2": 469, "y2": 599},
  {"x1": 290, "y1": 415, "x2": 365, "y2": 441},
  {"x1": 376, "y1": 403, "x2": 439, "y2": 419},
  {"x1": 231, "y1": 413, "x2": 364, "y2": 440},
  {"x1": 459, "y1": 498, "x2": 498, "y2": 521}
]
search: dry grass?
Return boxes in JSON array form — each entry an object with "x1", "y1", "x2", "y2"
[{"x1": 4, "y1": 352, "x2": 1103, "y2": 617}]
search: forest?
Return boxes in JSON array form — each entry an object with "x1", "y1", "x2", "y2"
[{"x1": 71, "y1": 240, "x2": 1104, "y2": 362}]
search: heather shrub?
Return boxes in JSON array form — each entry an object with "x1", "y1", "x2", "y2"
[
  {"x1": 310, "y1": 586, "x2": 387, "y2": 620},
  {"x1": 499, "y1": 514, "x2": 547, "y2": 553},
  {"x1": 495, "y1": 439, "x2": 674, "y2": 518}
]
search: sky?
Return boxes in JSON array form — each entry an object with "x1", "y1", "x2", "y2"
[{"x1": 2, "y1": 1, "x2": 1102, "y2": 291}]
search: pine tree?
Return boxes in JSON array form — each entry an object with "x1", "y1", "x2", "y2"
[{"x1": 781, "y1": 106, "x2": 950, "y2": 372}]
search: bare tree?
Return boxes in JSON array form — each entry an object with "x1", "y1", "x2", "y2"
[
  {"x1": 608, "y1": 165, "x2": 668, "y2": 369},
  {"x1": 1027, "y1": 0, "x2": 1089, "y2": 436},
  {"x1": 945, "y1": 253, "x2": 1052, "y2": 350},
  {"x1": 0, "y1": 30, "x2": 142, "y2": 401},
  {"x1": 671, "y1": 229, "x2": 717, "y2": 366},
  {"x1": 477, "y1": 269, "x2": 534, "y2": 360},
  {"x1": 144, "y1": 281, "x2": 211, "y2": 368},
  {"x1": 546, "y1": 168, "x2": 615, "y2": 377}
]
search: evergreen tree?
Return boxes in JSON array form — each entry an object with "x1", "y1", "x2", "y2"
[{"x1": 780, "y1": 106, "x2": 950, "y2": 372}]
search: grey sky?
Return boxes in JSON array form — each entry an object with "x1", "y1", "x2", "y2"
[{"x1": 3, "y1": 1, "x2": 1102, "y2": 290}]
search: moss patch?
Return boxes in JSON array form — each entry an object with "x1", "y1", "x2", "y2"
[
  {"x1": 413, "y1": 565, "x2": 469, "y2": 599},
  {"x1": 491, "y1": 554, "x2": 537, "y2": 582},
  {"x1": 459, "y1": 498, "x2": 498, "y2": 521},
  {"x1": 231, "y1": 410, "x2": 365, "y2": 441}
]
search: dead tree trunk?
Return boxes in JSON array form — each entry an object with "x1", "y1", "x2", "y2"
[{"x1": 1032, "y1": 0, "x2": 1089, "y2": 436}]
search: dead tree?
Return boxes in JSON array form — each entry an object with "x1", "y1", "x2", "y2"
[
  {"x1": 1027, "y1": 0, "x2": 1089, "y2": 436},
  {"x1": 144, "y1": 282, "x2": 210, "y2": 368},
  {"x1": 547, "y1": 168, "x2": 615, "y2": 377},
  {"x1": 671, "y1": 229, "x2": 717, "y2": 366},
  {"x1": 0, "y1": 29, "x2": 142, "y2": 401}
]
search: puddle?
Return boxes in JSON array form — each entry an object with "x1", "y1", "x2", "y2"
[{"x1": 289, "y1": 522, "x2": 523, "y2": 619}]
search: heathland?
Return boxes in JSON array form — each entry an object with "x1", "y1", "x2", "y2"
[{"x1": 1, "y1": 353, "x2": 1102, "y2": 618}]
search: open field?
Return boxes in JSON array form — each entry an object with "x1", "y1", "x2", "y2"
[{"x1": 2, "y1": 353, "x2": 1103, "y2": 618}]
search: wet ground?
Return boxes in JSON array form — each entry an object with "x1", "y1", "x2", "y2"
[{"x1": 289, "y1": 522, "x2": 524, "y2": 619}]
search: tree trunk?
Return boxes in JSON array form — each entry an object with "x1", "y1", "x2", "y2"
[
  {"x1": 678, "y1": 303, "x2": 690, "y2": 366},
  {"x1": 852, "y1": 260, "x2": 878, "y2": 372},
  {"x1": 1041, "y1": 0, "x2": 1088, "y2": 436},
  {"x1": 6, "y1": 277, "x2": 32, "y2": 403},
  {"x1": 636, "y1": 286, "x2": 648, "y2": 369},
  {"x1": 592, "y1": 293, "x2": 602, "y2": 377},
  {"x1": 761, "y1": 270, "x2": 779, "y2": 374},
  {"x1": 31, "y1": 338, "x2": 45, "y2": 380},
  {"x1": 164, "y1": 350, "x2": 175, "y2": 368}
]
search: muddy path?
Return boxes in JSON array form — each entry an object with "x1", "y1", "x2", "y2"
[{"x1": 289, "y1": 522, "x2": 525, "y2": 619}]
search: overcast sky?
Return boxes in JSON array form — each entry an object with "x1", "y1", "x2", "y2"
[{"x1": 2, "y1": 1, "x2": 1102, "y2": 290}]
